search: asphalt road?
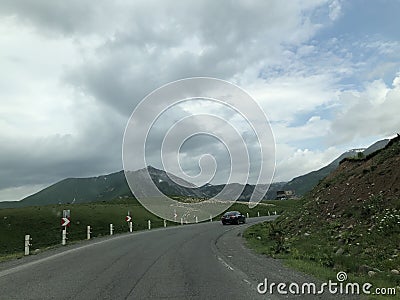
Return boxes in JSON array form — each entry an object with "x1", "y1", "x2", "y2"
[{"x1": 0, "y1": 217, "x2": 352, "y2": 299}]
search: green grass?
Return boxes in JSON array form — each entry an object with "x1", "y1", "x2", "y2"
[
  {"x1": 284, "y1": 260, "x2": 398, "y2": 300},
  {"x1": 244, "y1": 198, "x2": 400, "y2": 299},
  {"x1": 0, "y1": 198, "x2": 170, "y2": 256},
  {"x1": 0, "y1": 198, "x2": 297, "y2": 259}
]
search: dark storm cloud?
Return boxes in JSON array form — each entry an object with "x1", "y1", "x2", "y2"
[
  {"x1": 61, "y1": 1, "x2": 320, "y2": 116},
  {"x1": 0, "y1": 0, "x2": 115, "y2": 35},
  {"x1": 0, "y1": 105, "x2": 125, "y2": 191},
  {"x1": 2, "y1": 0, "x2": 322, "y2": 118},
  {"x1": 0, "y1": 0, "x2": 330, "y2": 199}
]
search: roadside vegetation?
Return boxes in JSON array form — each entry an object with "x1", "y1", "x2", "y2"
[
  {"x1": 245, "y1": 138, "x2": 400, "y2": 299},
  {"x1": 245, "y1": 197, "x2": 400, "y2": 299},
  {"x1": 0, "y1": 197, "x2": 291, "y2": 260},
  {"x1": 0, "y1": 198, "x2": 166, "y2": 260}
]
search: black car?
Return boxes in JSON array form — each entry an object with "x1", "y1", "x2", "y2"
[{"x1": 221, "y1": 211, "x2": 246, "y2": 225}]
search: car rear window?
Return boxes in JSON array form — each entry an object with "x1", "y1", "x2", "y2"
[{"x1": 224, "y1": 211, "x2": 239, "y2": 216}]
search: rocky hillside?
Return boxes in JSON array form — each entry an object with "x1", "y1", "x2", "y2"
[
  {"x1": 272, "y1": 135, "x2": 400, "y2": 285},
  {"x1": 311, "y1": 136, "x2": 399, "y2": 213},
  {"x1": 282, "y1": 138, "x2": 390, "y2": 197}
]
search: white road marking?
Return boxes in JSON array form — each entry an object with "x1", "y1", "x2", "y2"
[
  {"x1": 243, "y1": 279, "x2": 251, "y2": 285},
  {"x1": 218, "y1": 256, "x2": 234, "y2": 271}
]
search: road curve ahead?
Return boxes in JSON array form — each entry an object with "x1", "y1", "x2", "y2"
[{"x1": 0, "y1": 216, "x2": 324, "y2": 300}]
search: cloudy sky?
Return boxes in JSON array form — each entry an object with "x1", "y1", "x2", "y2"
[{"x1": 1, "y1": 0, "x2": 399, "y2": 201}]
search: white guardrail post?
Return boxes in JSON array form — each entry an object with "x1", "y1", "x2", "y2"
[
  {"x1": 87, "y1": 225, "x2": 91, "y2": 240},
  {"x1": 195, "y1": 216, "x2": 198, "y2": 224},
  {"x1": 110, "y1": 224, "x2": 114, "y2": 235},
  {"x1": 180, "y1": 218, "x2": 183, "y2": 225},
  {"x1": 148, "y1": 220, "x2": 151, "y2": 230},
  {"x1": 163, "y1": 219, "x2": 167, "y2": 228},
  {"x1": 62, "y1": 228, "x2": 67, "y2": 245},
  {"x1": 24, "y1": 234, "x2": 31, "y2": 256},
  {"x1": 129, "y1": 221, "x2": 133, "y2": 232},
  {"x1": 210, "y1": 215, "x2": 212, "y2": 222},
  {"x1": 257, "y1": 211, "x2": 260, "y2": 217},
  {"x1": 246, "y1": 212, "x2": 249, "y2": 218}
]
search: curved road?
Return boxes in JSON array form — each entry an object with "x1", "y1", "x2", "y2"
[{"x1": 0, "y1": 217, "x2": 343, "y2": 299}]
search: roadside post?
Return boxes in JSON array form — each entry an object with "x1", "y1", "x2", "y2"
[
  {"x1": 180, "y1": 218, "x2": 183, "y2": 225},
  {"x1": 110, "y1": 224, "x2": 114, "y2": 235},
  {"x1": 61, "y1": 209, "x2": 70, "y2": 245},
  {"x1": 257, "y1": 211, "x2": 260, "y2": 217},
  {"x1": 246, "y1": 212, "x2": 249, "y2": 218},
  {"x1": 126, "y1": 213, "x2": 132, "y2": 232},
  {"x1": 24, "y1": 234, "x2": 32, "y2": 256},
  {"x1": 148, "y1": 220, "x2": 151, "y2": 230},
  {"x1": 129, "y1": 222, "x2": 133, "y2": 232},
  {"x1": 62, "y1": 229, "x2": 67, "y2": 245},
  {"x1": 195, "y1": 216, "x2": 198, "y2": 223},
  {"x1": 210, "y1": 215, "x2": 212, "y2": 222},
  {"x1": 163, "y1": 219, "x2": 167, "y2": 228},
  {"x1": 87, "y1": 226, "x2": 91, "y2": 240}
]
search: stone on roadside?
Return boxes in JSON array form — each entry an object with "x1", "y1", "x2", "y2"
[
  {"x1": 335, "y1": 247, "x2": 344, "y2": 256},
  {"x1": 368, "y1": 271, "x2": 376, "y2": 277},
  {"x1": 358, "y1": 264, "x2": 371, "y2": 273}
]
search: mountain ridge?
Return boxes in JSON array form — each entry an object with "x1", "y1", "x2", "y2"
[
  {"x1": 0, "y1": 138, "x2": 390, "y2": 209},
  {"x1": 280, "y1": 138, "x2": 390, "y2": 196}
]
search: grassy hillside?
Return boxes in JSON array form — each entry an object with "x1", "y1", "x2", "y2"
[
  {"x1": 0, "y1": 198, "x2": 161, "y2": 257},
  {"x1": 0, "y1": 197, "x2": 292, "y2": 259},
  {"x1": 245, "y1": 136, "x2": 400, "y2": 297},
  {"x1": 1, "y1": 167, "x2": 286, "y2": 209},
  {"x1": 19, "y1": 171, "x2": 132, "y2": 206}
]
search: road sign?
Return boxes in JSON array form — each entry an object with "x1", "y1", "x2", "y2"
[
  {"x1": 125, "y1": 215, "x2": 132, "y2": 222},
  {"x1": 63, "y1": 210, "x2": 70, "y2": 218},
  {"x1": 61, "y1": 217, "x2": 70, "y2": 227}
]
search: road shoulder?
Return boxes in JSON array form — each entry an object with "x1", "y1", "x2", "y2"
[{"x1": 214, "y1": 217, "x2": 360, "y2": 299}]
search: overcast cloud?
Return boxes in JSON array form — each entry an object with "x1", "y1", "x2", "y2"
[{"x1": 1, "y1": 0, "x2": 399, "y2": 200}]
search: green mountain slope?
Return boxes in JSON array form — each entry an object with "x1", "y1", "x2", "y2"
[
  {"x1": 283, "y1": 150, "x2": 361, "y2": 196},
  {"x1": 0, "y1": 139, "x2": 390, "y2": 209},
  {"x1": 20, "y1": 171, "x2": 131, "y2": 206},
  {"x1": 282, "y1": 138, "x2": 390, "y2": 197},
  {"x1": 246, "y1": 135, "x2": 400, "y2": 289}
]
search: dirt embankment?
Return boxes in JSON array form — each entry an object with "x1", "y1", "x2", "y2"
[
  {"x1": 277, "y1": 135, "x2": 400, "y2": 279},
  {"x1": 309, "y1": 135, "x2": 400, "y2": 221}
]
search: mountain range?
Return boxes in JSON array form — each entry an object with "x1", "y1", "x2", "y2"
[
  {"x1": 282, "y1": 138, "x2": 390, "y2": 196},
  {"x1": 0, "y1": 138, "x2": 390, "y2": 209}
]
